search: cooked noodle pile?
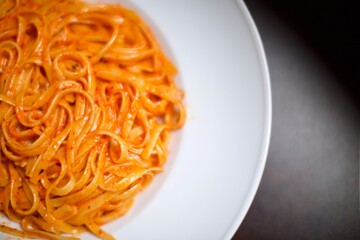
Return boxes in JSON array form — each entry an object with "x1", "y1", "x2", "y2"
[{"x1": 0, "y1": 0, "x2": 185, "y2": 239}]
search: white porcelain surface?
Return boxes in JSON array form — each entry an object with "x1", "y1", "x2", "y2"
[{"x1": 0, "y1": 0, "x2": 271, "y2": 239}]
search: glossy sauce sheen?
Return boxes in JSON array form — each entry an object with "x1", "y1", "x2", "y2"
[{"x1": 0, "y1": 0, "x2": 185, "y2": 239}]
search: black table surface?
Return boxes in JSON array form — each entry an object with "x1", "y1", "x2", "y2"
[{"x1": 233, "y1": 0, "x2": 360, "y2": 239}]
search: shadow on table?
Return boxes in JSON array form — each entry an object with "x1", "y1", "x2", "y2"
[{"x1": 233, "y1": 0, "x2": 360, "y2": 239}]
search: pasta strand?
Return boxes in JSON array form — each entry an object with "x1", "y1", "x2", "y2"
[{"x1": 0, "y1": 0, "x2": 185, "y2": 239}]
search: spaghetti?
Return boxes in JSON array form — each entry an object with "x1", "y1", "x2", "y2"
[{"x1": 0, "y1": 0, "x2": 185, "y2": 239}]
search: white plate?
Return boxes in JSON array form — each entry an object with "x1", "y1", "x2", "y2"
[
  {"x1": 105, "y1": 0, "x2": 272, "y2": 239},
  {"x1": 1, "y1": 0, "x2": 271, "y2": 239}
]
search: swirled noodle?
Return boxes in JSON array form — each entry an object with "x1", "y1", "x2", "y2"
[{"x1": 0, "y1": 0, "x2": 186, "y2": 239}]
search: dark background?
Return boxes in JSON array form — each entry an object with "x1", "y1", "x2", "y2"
[
  {"x1": 247, "y1": 0, "x2": 360, "y2": 103},
  {"x1": 250, "y1": 0, "x2": 360, "y2": 100},
  {"x1": 233, "y1": 0, "x2": 360, "y2": 239}
]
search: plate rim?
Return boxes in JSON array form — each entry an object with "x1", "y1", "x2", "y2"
[
  {"x1": 223, "y1": 0, "x2": 272, "y2": 239},
  {"x1": 0, "y1": 1, "x2": 272, "y2": 239}
]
